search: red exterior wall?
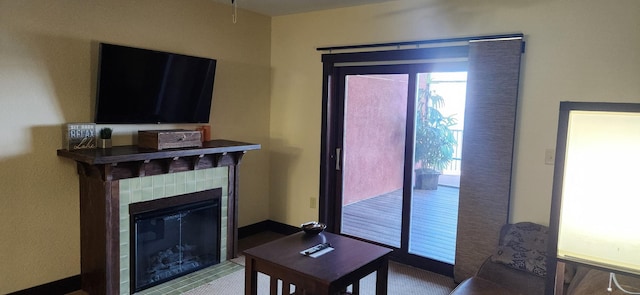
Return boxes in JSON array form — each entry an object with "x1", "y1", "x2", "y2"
[{"x1": 342, "y1": 74, "x2": 408, "y2": 205}]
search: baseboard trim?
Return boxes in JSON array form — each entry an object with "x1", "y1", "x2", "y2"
[
  {"x1": 238, "y1": 219, "x2": 301, "y2": 239},
  {"x1": 7, "y1": 275, "x2": 80, "y2": 295}
]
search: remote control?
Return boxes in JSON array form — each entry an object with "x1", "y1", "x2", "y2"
[{"x1": 303, "y1": 243, "x2": 331, "y2": 256}]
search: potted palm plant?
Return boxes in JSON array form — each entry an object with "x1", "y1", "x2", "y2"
[{"x1": 414, "y1": 89, "x2": 457, "y2": 190}]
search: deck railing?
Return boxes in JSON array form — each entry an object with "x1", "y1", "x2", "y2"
[{"x1": 443, "y1": 129, "x2": 463, "y2": 175}]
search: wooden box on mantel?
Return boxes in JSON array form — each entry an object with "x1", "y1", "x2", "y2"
[{"x1": 138, "y1": 129, "x2": 202, "y2": 150}]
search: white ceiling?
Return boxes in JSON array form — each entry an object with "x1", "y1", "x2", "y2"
[{"x1": 211, "y1": 0, "x2": 396, "y2": 16}]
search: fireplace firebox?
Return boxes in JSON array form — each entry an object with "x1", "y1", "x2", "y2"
[{"x1": 130, "y1": 189, "x2": 222, "y2": 293}]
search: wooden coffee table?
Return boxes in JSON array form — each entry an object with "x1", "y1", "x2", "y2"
[{"x1": 243, "y1": 231, "x2": 392, "y2": 295}]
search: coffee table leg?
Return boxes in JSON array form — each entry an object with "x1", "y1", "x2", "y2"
[
  {"x1": 375, "y1": 259, "x2": 389, "y2": 295},
  {"x1": 245, "y1": 258, "x2": 258, "y2": 295}
]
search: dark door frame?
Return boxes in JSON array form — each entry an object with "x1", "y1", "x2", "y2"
[
  {"x1": 319, "y1": 46, "x2": 470, "y2": 231},
  {"x1": 318, "y1": 49, "x2": 468, "y2": 275}
]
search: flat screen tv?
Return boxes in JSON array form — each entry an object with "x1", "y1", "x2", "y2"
[{"x1": 95, "y1": 43, "x2": 217, "y2": 124}]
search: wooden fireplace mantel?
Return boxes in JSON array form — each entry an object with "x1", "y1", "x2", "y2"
[
  {"x1": 57, "y1": 139, "x2": 260, "y2": 295},
  {"x1": 57, "y1": 139, "x2": 261, "y2": 181}
]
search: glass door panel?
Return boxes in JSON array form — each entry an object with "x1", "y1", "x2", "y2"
[
  {"x1": 340, "y1": 74, "x2": 408, "y2": 248},
  {"x1": 335, "y1": 67, "x2": 466, "y2": 275},
  {"x1": 409, "y1": 72, "x2": 466, "y2": 264}
]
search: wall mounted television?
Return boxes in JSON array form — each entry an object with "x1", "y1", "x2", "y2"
[{"x1": 95, "y1": 43, "x2": 217, "y2": 124}]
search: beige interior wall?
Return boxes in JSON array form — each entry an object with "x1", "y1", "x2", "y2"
[
  {"x1": 0, "y1": 0, "x2": 271, "y2": 293},
  {"x1": 269, "y1": 0, "x2": 640, "y2": 226},
  {"x1": 3, "y1": 0, "x2": 640, "y2": 292}
]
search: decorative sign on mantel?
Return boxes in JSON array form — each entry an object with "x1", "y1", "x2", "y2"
[{"x1": 66, "y1": 123, "x2": 96, "y2": 150}]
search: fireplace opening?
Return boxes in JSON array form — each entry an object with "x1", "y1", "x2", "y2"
[{"x1": 130, "y1": 189, "x2": 222, "y2": 293}]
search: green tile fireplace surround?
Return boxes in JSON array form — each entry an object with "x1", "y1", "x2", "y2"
[{"x1": 57, "y1": 139, "x2": 260, "y2": 295}]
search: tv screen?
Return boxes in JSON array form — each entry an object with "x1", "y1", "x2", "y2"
[{"x1": 95, "y1": 43, "x2": 217, "y2": 124}]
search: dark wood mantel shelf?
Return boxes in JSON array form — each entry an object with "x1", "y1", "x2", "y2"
[
  {"x1": 58, "y1": 139, "x2": 261, "y2": 181},
  {"x1": 57, "y1": 139, "x2": 260, "y2": 295}
]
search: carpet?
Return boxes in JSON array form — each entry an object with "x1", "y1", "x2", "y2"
[{"x1": 184, "y1": 256, "x2": 456, "y2": 294}]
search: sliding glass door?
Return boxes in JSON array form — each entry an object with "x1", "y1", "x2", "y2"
[
  {"x1": 320, "y1": 36, "x2": 524, "y2": 280},
  {"x1": 408, "y1": 72, "x2": 466, "y2": 265},
  {"x1": 340, "y1": 72, "x2": 409, "y2": 248},
  {"x1": 335, "y1": 64, "x2": 466, "y2": 274}
]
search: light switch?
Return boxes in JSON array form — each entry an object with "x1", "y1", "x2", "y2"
[{"x1": 545, "y1": 149, "x2": 555, "y2": 165}]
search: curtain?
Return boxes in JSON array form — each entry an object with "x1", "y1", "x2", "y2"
[{"x1": 454, "y1": 38, "x2": 524, "y2": 282}]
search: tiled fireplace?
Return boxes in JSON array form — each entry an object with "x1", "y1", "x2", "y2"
[
  {"x1": 57, "y1": 140, "x2": 260, "y2": 295},
  {"x1": 119, "y1": 168, "x2": 228, "y2": 294}
]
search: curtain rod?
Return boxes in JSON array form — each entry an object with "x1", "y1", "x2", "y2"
[{"x1": 316, "y1": 33, "x2": 524, "y2": 52}]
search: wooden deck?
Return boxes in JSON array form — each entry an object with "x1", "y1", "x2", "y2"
[{"x1": 341, "y1": 186, "x2": 459, "y2": 264}]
